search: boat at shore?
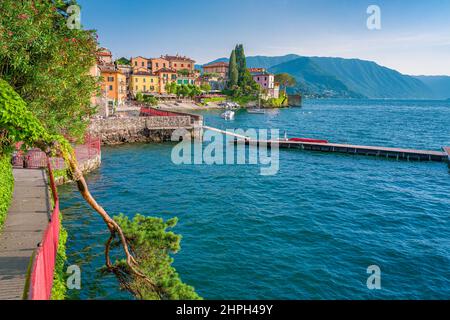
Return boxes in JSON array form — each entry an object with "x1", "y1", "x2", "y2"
[
  {"x1": 247, "y1": 108, "x2": 266, "y2": 114},
  {"x1": 221, "y1": 110, "x2": 235, "y2": 120}
]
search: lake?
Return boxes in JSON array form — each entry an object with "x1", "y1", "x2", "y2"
[{"x1": 59, "y1": 99, "x2": 450, "y2": 299}]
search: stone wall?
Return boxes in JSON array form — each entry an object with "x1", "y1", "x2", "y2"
[{"x1": 89, "y1": 115, "x2": 203, "y2": 145}]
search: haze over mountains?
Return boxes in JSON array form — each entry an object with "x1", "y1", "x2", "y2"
[{"x1": 205, "y1": 55, "x2": 450, "y2": 100}]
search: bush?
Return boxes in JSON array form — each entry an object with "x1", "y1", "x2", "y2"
[{"x1": 0, "y1": 154, "x2": 14, "y2": 232}]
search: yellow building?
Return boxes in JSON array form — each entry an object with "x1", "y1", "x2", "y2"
[{"x1": 130, "y1": 72, "x2": 159, "y2": 96}]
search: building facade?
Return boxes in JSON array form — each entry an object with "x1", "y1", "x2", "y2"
[
  {"x1": 130, "y1": 72, "x2": 159, "y2": 96},
  {"x1": 252, "y1": 72, "x2": 279, "y2": 99},
  {"x1": 162, "y1": 54, "x2": 196, "y2": 72},
  {"x1": 154, "y1": 68, "x2": 177, "y2": 93},
  {"x1": 203, "y1": 62, "x2": 229, "y2": 79},
  {"x1": 100, "y1": 67, "x2": 127, "y2": 111}
]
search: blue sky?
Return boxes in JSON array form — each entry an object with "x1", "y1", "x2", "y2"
[{"x1": 78, "y1": 0, "x2": 450, "y2": 75}]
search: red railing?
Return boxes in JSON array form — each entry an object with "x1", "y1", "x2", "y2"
[
  {"x1": 12, "y1": 135, "x2": 101, "y2": 170},
  {"x1": 140, "y1": 107, "x2": 180, "y2": 117},
  {"x1": 28, "y1": 158, "x2": 60, "y2": 300}
]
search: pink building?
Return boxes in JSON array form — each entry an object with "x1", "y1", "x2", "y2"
[{"x1": 252, "y1": 72, "x2": 279, "y2": 98}]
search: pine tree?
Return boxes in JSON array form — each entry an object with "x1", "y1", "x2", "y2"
[{"x1": 228, "y1": 50, "x2": 239, "y2": 87}]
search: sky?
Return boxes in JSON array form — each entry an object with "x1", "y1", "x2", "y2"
[{"x1": 77, "y1": 0, "x2": 450, "y2": 76}]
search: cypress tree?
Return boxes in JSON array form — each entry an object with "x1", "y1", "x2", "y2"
[{"x1": 228, "y1": 49, "x2": 239, "y2": 87}]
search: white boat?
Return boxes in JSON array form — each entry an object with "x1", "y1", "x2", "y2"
[
  {"x1": 247, "y1": 108, "x2": 265, "y2": 114},
  {"x1": 221, "y1": 110, "x2": 235, "y2": 120}
]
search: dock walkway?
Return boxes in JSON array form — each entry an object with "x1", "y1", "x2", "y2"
[{"x1": 0, "y1": 169, "x2": 50, "y2": 300}]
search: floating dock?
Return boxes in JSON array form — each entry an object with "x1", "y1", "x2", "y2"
[
  {"x1": 202, "y1": 126, "x2": 449, "y2": 163},
  {"x1": 238, "y1": 140, "x2": 449, "y2": 163}
]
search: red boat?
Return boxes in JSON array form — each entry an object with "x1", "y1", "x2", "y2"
[{"x1": 289, "y1": 137, "x2": 329, "y2": 144}]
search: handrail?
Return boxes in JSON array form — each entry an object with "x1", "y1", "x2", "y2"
[{"x1": 27, "y1": 157, "x2": 61, "y2": 300}]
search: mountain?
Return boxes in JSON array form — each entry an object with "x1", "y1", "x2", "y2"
[
  {"x1": 413, "y1": 76, "x2": 450, "y2": 100},
  {"x1": 307, "y1": 57, "x2": 433, "y2": 99},
  {"x1": 269, "y1": 57, "x2": 364, "y2": 98},
  {"x1": 204, "y1": 54, "x2": 448, "y2": 99}
]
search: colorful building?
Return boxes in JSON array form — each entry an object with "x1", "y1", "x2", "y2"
[
  {"x1": 203, "y1": 62, "x2": 229, "y2": 79},
  {"x1": 130, "y1": 72, "x2": 159, "y2": 96},
  {"x1": 162, "y1": 54, "x2": 196, "y2": 72},
  {"x1": 131, "y1": 56, "x2": 151, "y2": 73},
  {"x1": 177, "y1": 76, "x2": 196, "y2": 86},
  {"x1": 154, "y1": 68, "x2": 178, "y2": 94},
  {"x1": 150, "y1": 57, "x2": 170, "y2": 73},
  {"x1": 252, "y1": 71, "x2": 279, "y2": 99},
  {"x1": 100, "y1": 66, "x2": 128, "y2": 110}
]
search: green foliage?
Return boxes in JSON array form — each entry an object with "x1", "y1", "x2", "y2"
[
  {"x1": 116, "y1": 57, "x2": 131, "y2": 66},
  {"x1": 177, "y1": 69, "x2": 190, "y2": 76},
  {"x1": 228, "y1": 50, "x2": 238, "y2": 87},
  {"x1": 135, "y1": 91, "x2": 144, "y2": 102},
  {"x1": 111, "y1": 214, "x2": 201, "y2": 300},
  {"x1": 264, "y1": 92, "x2": 288, "y2": 108},
  {"x1": 0, "y1": 154, "x2": 13, "y2": 231},
  {"x1": 51, "y1": 216, "x2": 68, "y2": 300},
  {"x1": 226, "y1": 45, "x2": 259, "y2": 101},
  {"x1": 200, "y1": 83, "x2": 211, "y2": 92},
  {"x1": 0, "y1": 0, "x2": 99, "y2": 140},
  {"x1": 143, "y1": 95, "x2": 158, "y2": 106},
  {"x1": 275, "y1": 73, "x2": 296, "y2": 95}
]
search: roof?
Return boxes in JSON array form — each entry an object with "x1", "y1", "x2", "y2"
[
  {"x1": 154, "y1": 67, "x2": 177, "y2": 74},
  {"x1": 162, "y1": 54, "x2": 195, "y2": 63},
  {"x1": 252, "y1": 72, "x2": 274, "y2": 77},
  {"x1": 132, "y1": 72, "x2": 154, "y2": 76},
  {"x1": 204, "y1": 62, "x2": 229, "y2": 68}
]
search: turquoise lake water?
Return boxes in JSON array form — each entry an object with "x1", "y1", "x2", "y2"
[{"x1": 59, "y1": 99, "x2": 450, "y2": 300}]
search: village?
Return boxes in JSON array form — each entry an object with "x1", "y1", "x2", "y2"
[{"x1": 91, "y1": 47, "x2": 283, "y2": 116}]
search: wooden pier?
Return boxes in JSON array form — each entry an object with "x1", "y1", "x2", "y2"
[
  {"x1": 238, "y1": 140, "x2": 449, "y2": 163},
  {"x1": 202, "y1": 126, "x2": 449, "y2": 164}
]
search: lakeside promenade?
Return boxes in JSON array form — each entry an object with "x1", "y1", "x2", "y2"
[{"x1": 0, "y1": 169, "x2": 50, "y2": 300}]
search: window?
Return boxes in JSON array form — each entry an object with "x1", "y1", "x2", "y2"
[
  {"x1": 156, "y1": 63, "x2": 159, "y2": 68},
  {"x1": 174, "y1": 63, "x2": 177, "y2": 67},
  {"x1": 188, "y1": 64, "x2": 191, "y2": 68},
  {"x1": 142, "y1": 62, "x2": 145, "y2": 67},
  {"x1": 150, "y1": 86, "x2": 155, "y2": 91},
  {"x1": 108, "y1": 76, "x2": 114, "y2": 82},
  {"x1": 143, "y1": 85, "x2": 146, "y2": 91},
  {"x1": 143, "y1": 78, "x2": 146, "y2": 83},
  {"x1": 109, "y1": 85, "x2": 113, "y2": 90},
  {"x1": 163, "y1": 63, "x2": 166, "y2": 68},
  {"x1": 136, "y1": 86, "x2": 138, "y2": 91},
  {"x1": 135, "y1": 61, "x2": 137, "y2": 66},
  {"x1": 135, "y1": 78, "x2": 138, "y2": 83},
  {"x1": 151, "y1": 78, "x2": 154, "y2": 83},
  {"x1": 181, "y1": 64, "x2": 184, "y2": 68}
]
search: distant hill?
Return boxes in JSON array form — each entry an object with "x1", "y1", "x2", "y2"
[
  {"x1": 307, "y1": 57, "x2": 433, "y2": 99},
  {"x1": 204, "y1": 54, "x2": 449, "y2": 99},
  {"x1": 269, "y1": 57, "x2": 364, "y2": 98},
  {"x1": 413, "y1": 76, "x2": 450, "y2": 100}
]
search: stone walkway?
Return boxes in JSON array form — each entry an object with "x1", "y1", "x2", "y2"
[{"x1": 0, "y1": 169, "x2": 50, "y2": 300}]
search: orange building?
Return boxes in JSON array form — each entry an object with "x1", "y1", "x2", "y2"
[
  {"x1": 203, "y1": 62, "x2": 229, "y2": 79},
  {"x1": 154, "y1": 68, "x2": 177, "y2": 94},
  {"x1": 100, "y1": 66, "x2": 127, "y2": 109},
  {"x1": 131, "y1": 56, "x2": 151, "y2": 73},
  {"x1": 149, "y1": 57, "x2": 170, "y2": 73},
  {"x1": 162, "y1": 54, "x2": 196, "y2": 72}
]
